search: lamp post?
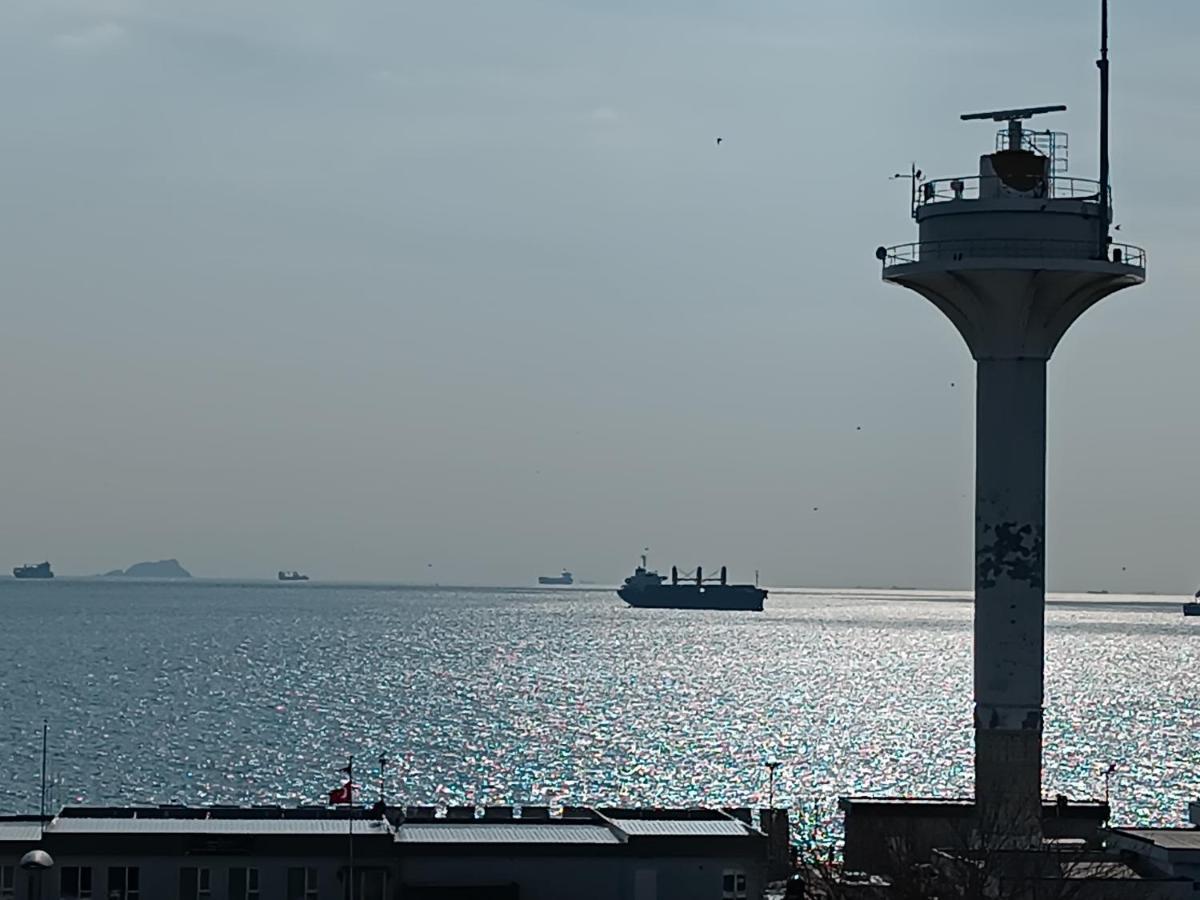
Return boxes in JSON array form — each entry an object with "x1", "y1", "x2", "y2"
[
  {"x1": 378, "y1": 752, "x2": 389, "y2": 806},
  {"x1": 1103, "y1": 762, "x2": 1116, "y2": 821},
  {"x1": 765, "y1": 760, "x2": 780, "y2": 811}
]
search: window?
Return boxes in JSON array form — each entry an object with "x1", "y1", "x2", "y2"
[
  {"x1": 62, "y1": 866, "x2": 94, "y2": 899},
  {"x1": 721, "y1": 870, "x2": 747, "y2": 900},
  {"x1": 0, "y1": 866, "x2": 13, "y2": 900},
  {"x1": 179, "y1": 867, "x2": 211, "y2": 900},
  {"x1": 634, "y1": 869, "x2": 657, "y2": 900},
  {"x1": 107, "y1": 866, "x2": 140, "y2": 900},
  {"x1": 229, "y1": 868, "x2": 260, "y2": 900},
  {"x1": 287, "y1": 867, "x2": 318, "y2": 900},
  {"x1": 347, "y1": 870, "x2": 386, "y2": 900}
]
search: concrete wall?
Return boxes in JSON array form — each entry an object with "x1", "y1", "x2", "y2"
[
  {"x1": 0, "y1": 851, "x2": 398, "y2": 900},
  {"x1": 399, "y1": 854, "x2": 765, "y2": 900},
  {"x1": 755, "y1": 809, "x2": 790, "y2": 881},
  {"x1": 1, "y1": 847, "x2": 765, "y2": 900},
  {"x1": 918, "y1": 199, "x2": 1103, "y2": 255},
  {"x1": 841, "y1": 801, "x2": 1108, "y2": 876}
]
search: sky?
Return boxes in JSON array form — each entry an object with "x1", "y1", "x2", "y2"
[{"x1": 0, "y1": 0, "x2": 1197, "y2": 591}]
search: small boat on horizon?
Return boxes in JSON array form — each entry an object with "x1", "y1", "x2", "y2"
[
  {"x1": 1184, "y1": 590, "x2": 1200, "y2": 617},
  {"x1": 13, "y1": 561, "x2": 53, "y2": 579},
  {"x1": 278, "y1": 570, "x2": 309, "y2": 582},
  {"x1": 538, "y1": 570, "x2": 574, "y2": 586}
]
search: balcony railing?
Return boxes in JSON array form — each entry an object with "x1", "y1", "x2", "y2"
[
  {"x1": 910, "y1": 175, "x2": 1108, "y2": 217},
  {"x1": 882, "y1": 239, "x2": 1146, "y2": 269}
]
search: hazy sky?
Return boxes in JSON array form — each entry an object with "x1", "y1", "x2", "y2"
[{"x1": 1, "y1": 0, "x2": 1197, "y2": 590}]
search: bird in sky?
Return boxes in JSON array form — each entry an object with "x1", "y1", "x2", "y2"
[{"x1": 715, "y1": 137, "x2": 723, "y2": 146}]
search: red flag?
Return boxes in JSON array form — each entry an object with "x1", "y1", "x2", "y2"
[{"x1": 329, "y1": 781, "x2": 353, "y2": 805}]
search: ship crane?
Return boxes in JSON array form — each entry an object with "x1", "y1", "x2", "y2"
[{"x1": 672, "y1": 566, "x2": 729, "y2": 585}]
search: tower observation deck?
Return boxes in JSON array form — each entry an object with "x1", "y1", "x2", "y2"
[
  {"x1": 877, "y1": 100, "x2": 1145, "y2": 846},
  {"x1": 881, "y1": 105, "x2": 1144, "y2": 356}
]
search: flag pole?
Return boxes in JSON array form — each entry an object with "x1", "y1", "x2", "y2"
[
  {"x1": 348, "y1": 755, "x2": 355, "y2": 900},
  {"x1": 39, "y1": 720, "x2": 48, "y2": 839}
]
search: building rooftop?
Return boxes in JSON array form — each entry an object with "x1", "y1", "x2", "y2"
[
  {"x1": 0, "y1": 805, "x2": 762, "y2": 846},
  {"x1": 1109, "y1": 828, "x2": 1200, "y2": 852},
  {"x1": 396, "y1": 823, "x2": 619, "y2": 845},
  {"x1": 0, "y1": 821, "x2": 45, "y2": 843},
  {"x1": 47, "y1": 816, "x2": 392, "y2": 836},
  {"x1": 605, "y1": 817, "x2": 752, "y2": 837},
  {"x1": 839, "y1": 796, "x2": 1109, "y2": 818}
]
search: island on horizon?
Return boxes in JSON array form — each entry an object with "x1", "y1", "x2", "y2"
[{"x1": 101, "y1": 559, "x2": 192, "y2": 579}]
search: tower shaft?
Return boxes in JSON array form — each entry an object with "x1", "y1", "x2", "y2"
[{"x1": 974, "y1": 357, "x2": 1047, "y2": 841}]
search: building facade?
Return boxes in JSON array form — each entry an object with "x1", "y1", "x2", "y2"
[{"x1": 0, "y1": 805, "x2": 767, "y2": 900}]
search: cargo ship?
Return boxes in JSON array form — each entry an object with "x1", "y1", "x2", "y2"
[
  {"x1": 617, "y1": 554, "x2": 765, "y2": 611},
  {"x1": 278, "y1": 571, "x2": 309, "y2": 582},
  {"x1": 13, "y1": 562, "x2": 53, "y2": 579},
  {"x1": 538, "y1": 570, "x2": 574, "y2": 586}
]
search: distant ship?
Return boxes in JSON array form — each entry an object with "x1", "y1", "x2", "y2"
[
  {"x1": 13, "y1": 562, "x2": 53, "y2": 579},
  {"x1": 278, "y1": 571, "x2": 309, "y2": 582},
  {"x1": 1184, "y1": 590, "x2": 1200, "y2": 617},
  {"x1": 618, "y1": 554, "x2": 765, "y2": 611},
  {"x1": 538, "y1": 570, "x2": 574, "y2": 586}
]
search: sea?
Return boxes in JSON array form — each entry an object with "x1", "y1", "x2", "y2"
[{"x1": 1, "y1": 579, "x2": 1196, "y2": 841}]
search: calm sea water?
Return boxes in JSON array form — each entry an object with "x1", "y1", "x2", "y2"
[{"x1": 0, "y1": 580, "x2": 1196, "y2": 839}]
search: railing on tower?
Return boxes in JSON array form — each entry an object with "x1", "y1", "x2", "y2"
[
  {"x1": 882, "y1": 238, "x2": 1145, "y2": 268},
  {"x1": 910, "y1": 175, "x2": 1109, "y2": 217},
  {"x1": 995, "y1": 129, "x2": 1069, "y2": 175}
]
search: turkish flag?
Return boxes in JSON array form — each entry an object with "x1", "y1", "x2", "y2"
[{"x1": 329, "y1": 782, "x2": 353, "y2": 805}]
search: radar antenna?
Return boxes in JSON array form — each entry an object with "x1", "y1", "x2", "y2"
[{"x1": 961, "y1": 105, "x2": 1067, "y2": 151}]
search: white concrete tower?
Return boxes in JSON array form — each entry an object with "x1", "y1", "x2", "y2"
[{"x1": 877, "y1": 10, "x2": 1145, "y2": 844}]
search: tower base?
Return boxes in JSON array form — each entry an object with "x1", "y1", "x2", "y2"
[{"x1": 975, "y1": 728, "x2": 1043, "y2": 848}]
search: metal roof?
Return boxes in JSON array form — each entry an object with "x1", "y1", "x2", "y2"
[
  {"x1": 0, "y1": 822, "x2": 44, "y2": 843},
  {"x1": 1111, "y1": 828, "x2": 1200, "y2": 851},
  {"x1": 607, "y1": 818, "x2": 751, "y2": 837},
  {"x1": 396, "y1": 823, "x2": 618, "y2": 845},
  {"x1": 47, "y1": 818, "x2": 391, "y2": 836}
]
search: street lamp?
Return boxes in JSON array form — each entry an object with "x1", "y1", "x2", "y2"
[
  {"x1": 1103, "y1": 762, "x2": 1117, "y2": 821},
  {"x1": 765, "y1": 761, "x2": 780, "y2": 811},
  {"x1": 20, "y1": 849, "x2": 54, "y2": 900},
  {"x1": 378, "y1": 752, "x2": 390, "y2": 806}
]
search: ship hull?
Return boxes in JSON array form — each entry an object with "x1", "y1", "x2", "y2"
[
  {"x1": 618, "y1": 585, "x2": 765, "y2": 611},
  {"x1": 538, "y1": 577, "x2": 573, "y2": 585},
  {"x1": 13, "y1": 569, "x2": 53, "y2": 579},
  {"x1": 1183, "y1": 602, "x2": 1200, "y2": 617}
]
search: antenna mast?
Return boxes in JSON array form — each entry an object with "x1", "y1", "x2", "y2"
[{"x1": 1097, "y1": 0, "x2": 1110, "y2": 259}]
